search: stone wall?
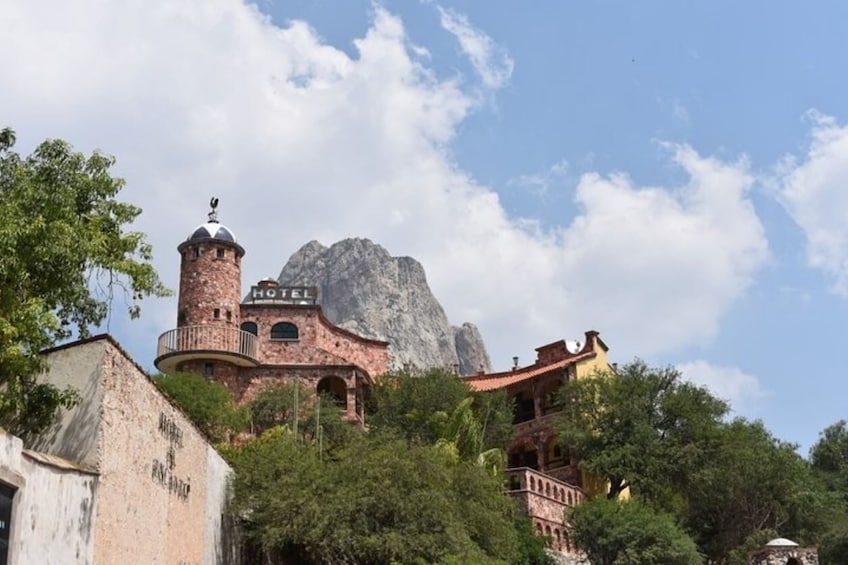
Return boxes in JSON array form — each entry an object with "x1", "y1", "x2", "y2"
[
  {"x1": 749, "y1": 546, "x2": 819, "y2": 565},
  {"x1": 506, "y1": 467, "x2": 583, "y2": 555},
  {"x1": 29, "y1": 336, "x2": 236, "y2": 565},
  {"x1": 179, "y1": 240, "x2": 243, "y2": 328},
  {"x1": 0, "y1": 430, "x2": 97, "y2": 565},
  {"x1": 97, "y1": 342, "x2": 211, "y2": 564},
  {"x1": 240, "y1": 305, "x2": 390, "y2": 378}
]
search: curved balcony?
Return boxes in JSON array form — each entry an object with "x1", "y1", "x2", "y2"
[{"x1": 154, "y1": 325, "x2": 260, "y2": 373}]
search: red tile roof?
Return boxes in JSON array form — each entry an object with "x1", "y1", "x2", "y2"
[{"x1": 464, "y1": 351, "x2": 596, "y2": 392}]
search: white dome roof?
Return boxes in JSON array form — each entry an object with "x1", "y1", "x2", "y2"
[
  {"x1": 188, "y1": 222, "x2": 236, "y2": 243},
  {"x1": 766, "y1": 538, "x2": 798, "y2": 547}
]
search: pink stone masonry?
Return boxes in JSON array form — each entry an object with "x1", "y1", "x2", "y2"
[
  {"x1": 240, "y1": 305, "x2": 389, "y2": 379},
  {"x1": 178, "y1": 240, "x2": 243, "y2": 329}
]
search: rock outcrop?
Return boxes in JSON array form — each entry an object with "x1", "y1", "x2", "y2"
[{"x1": 277, "y1": 239, "x2": 492, "y2": 374}]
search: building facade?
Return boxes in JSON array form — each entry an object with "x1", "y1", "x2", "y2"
[
  {"x1": 5, "y1": 336, "x2": 236, "y2": 565},
  {"x1": 465, "y1": 331, "x2": 613, "y2": 557},
  {"x1": 153, "y1": 208, "x2": 390, "y2": 423},
  {"x1": 151, "y1": 204, "x2": 608, "y2": 560}
]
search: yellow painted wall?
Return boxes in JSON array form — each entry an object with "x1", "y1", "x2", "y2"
[{"x1": 572, "y1": 336, "x2": 629, "y2": 499}]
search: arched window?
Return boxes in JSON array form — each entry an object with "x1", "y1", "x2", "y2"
[
  {"x1": 529, "y1": 476, "x2": 535, "y2": 491},
  {"x1": 567, "y1": 491, "x2": 573, "y2": 505},
  {"x1": 240, "y1": 321, "x2": 258, "y2": 335},
  {"x1": 270, "y1": 322, "x2": 298, "y2": 340}
]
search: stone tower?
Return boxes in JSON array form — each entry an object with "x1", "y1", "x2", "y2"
[
  {"x1": 175, "y1": 198, "x2": 244, "y2": 329},
  {"x1": 154, "y1": 199, "x2": 259, "y2": 389}
]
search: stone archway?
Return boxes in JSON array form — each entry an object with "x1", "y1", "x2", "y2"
[{"x1": 317, "y1": 376, "x2": 347, "y2": 409}]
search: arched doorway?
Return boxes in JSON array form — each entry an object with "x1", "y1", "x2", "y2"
[{"x1": 317, "y1": 376, "x2": 347, "y2": 408}]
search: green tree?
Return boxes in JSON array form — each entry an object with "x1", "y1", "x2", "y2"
[
  {"x1": 808, "y1": 421, "x2": 848, "y2": 564},
  {"x1": 0, "y1": 128, "x2": 169, "y2": 433},
  {"x1": 367, "y1": 367, "x2": 473, "y2": 444},
  {"x1": 811, "y1": 420, "x2": 848, "y2": 494},
  {"x1": 248, "y1": 381, "x2": 310, "y2": 434},
  {"x1": 558, "y1": 360, "x2": 727, "y2": 503},
  {"x1": 227, "y1": 429, "x2": 520, "y2": 564},
  {"x1": 154, "y1": 372, "x2": 247, "y2": 443},
  {"x1": 569, "y1": 496, "x2": 701, "y2": 565},
  {"x1": 247, "y1": 382, "x2": 361, "y2": 455},
  {"x1": 476, "y1": 388, "x2": 515, "y2": 453},
  {"x1": 512, "y1": 515, "x2": 554, "y2": 565},
  {"x1": 435, "y1": 396, "x2": 506, "y2": 476},
  {"x1": 684, "y1": 419, "x2": 829, "y2": 562}
]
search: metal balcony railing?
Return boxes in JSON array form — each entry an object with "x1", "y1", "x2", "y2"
[{"x1": 156, "y1": 325, "x2": 258, "y2": 361}]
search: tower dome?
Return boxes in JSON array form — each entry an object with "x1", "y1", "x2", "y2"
[
  {"x1": 177, "y1": 197, "x2": 244, "y2": 257},
  {"x1": 187, "y1": 221, "x2": 237, "y2": 243},
  {"x1": 186, "y1": 196, "x2": 238, "y2": 243}
]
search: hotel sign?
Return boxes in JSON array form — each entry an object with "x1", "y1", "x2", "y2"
[{"x1": 248, "y1": 285, "x2": 318, "y2": 305}]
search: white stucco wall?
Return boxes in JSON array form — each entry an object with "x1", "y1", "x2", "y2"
[
  {"x1": 204, "y1": 446, "x2": 236, "y2": 565},
  {"x1": 24, "y1": 339, "x2": 105, "y2": 469},
  {"x1": 0, "y1": 430, "x2": 97, "y2": 565}
]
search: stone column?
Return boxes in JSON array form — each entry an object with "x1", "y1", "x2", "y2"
[
  {"x1": 346, "y1": 387, "x2": 356, "y2": 420},
  {"x1": 532, "y1": 384, "x2": 542, "y2": 422},
  {"x1": 534, "y1": 433, "x2": 547, "y2": 471}
]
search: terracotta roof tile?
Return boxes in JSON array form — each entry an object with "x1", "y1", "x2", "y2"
[{"x1": 465, "y1": 351, "x2": 595, "y2": 392}]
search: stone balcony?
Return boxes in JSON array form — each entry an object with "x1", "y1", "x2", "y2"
[
  {"x1": 513, "y1": 410, "x2": 561, "y2": 437},
  {"x1": 154, "y1": 325, "x2": 260, "y2": 373},
  {"x1": 506, "y1": 467, "x2": 585, "y2": 554}
]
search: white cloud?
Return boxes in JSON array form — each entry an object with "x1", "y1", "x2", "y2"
[
  {"x1": 554, "y1": 145, "x2": 768, "y2": 356},
  {"x1": 678, "y1": 360, "x2": 767, "y2": 414},
  {"x1": 776, "y1": 111, "x2": 848, "y2": 294},
  {"x1": 0, "y1": 0, "x2": 767, "y2": 369},
  {"x1": 436, "y1": 6, "x2": 514, "y2": 89}
]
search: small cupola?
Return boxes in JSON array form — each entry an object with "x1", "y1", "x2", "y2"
[
  {"x1": 179, "y1": 197, "x2": 245, "y2": 257},
  {"x1": 187, "y1": 196, "x2": 237, "y2": 243}
]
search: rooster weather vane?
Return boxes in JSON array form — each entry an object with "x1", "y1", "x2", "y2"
[{"x1": 209, "y1": 197, "x2": 219, "y2": 223}]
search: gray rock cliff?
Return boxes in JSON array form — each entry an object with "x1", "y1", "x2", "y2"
[{"x1": 277, "y1": 238, "x2": 492, "y2": 374}]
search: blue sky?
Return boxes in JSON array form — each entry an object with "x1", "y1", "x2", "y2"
[{"x1": 4, "y1": 0, "x2": 848, "y2": 455}]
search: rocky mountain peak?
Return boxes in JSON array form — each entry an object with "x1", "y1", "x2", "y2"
[{"x1": 277, "y1": 238, "x2": 492, "y2": 374}]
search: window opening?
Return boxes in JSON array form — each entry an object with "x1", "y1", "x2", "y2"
[
  {"x1": 0, "y1": 482, "x2": 15, "y2": 562},
  {"x1": 270, "y1": 322, "x2": 299, "y2": 340},
  {"x1": 216, "y1": 248, "x2": 225, "y2": 259}
]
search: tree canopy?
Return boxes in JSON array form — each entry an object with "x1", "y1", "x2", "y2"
[
  {"x1": 558, "y1": 360, "x2": 848, "y2": 564},
  {"x1": 569, "y1": 497, "x2": 701, "y2": 565},
  {"x1": 221, "y1": 368, "x2": 548, "y2": 565},
  {"x1": 0, "y1": 128, "x2": 169, "y2": 433},
  {"x1": 558, "y1": 360, "x2": 727, "y2": 503},
  {"x1": 154, "y1": 372, "x2": 247, "y2": 443}
]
